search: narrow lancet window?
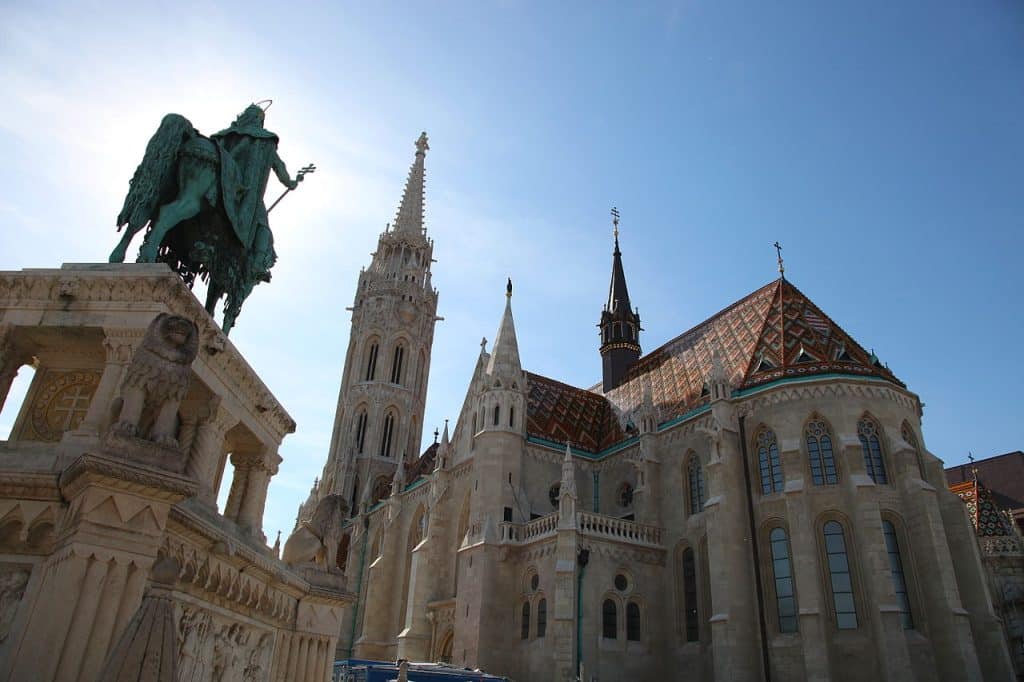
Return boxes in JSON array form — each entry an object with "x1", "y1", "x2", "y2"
[
  {"x1": 521, "y1": 601, "x2": 530, "y2": 639},
  {"x1": 355, "y1": 411, "x2": 368, "y2": 454},
  {"x1": 858, "y1": 418, "x2": 888, "y2": 484},
  {"x1": 626, "y1": 602, "x2": 641, "y2": 641},
  {"x1": 683, "y1": 548, "x2": 699, "y2": 641},
  {"x1": 390, "y1": 345, "x2": 405, "y2": 384},
  {"x1": 537, "y1": 598, "x2": 547, "y2": 638},
  {"x1": 364, "y1": 343, "x2": 379, "y2": 381},
  {"x1": 380, "y1": 412, "x2": 395, "y2": 458},
  {"x1": 602, "y1": 599, "x2": 618, "y2": 639},
  {"x1": 806, "y1": 419, "x2": 838, "y2": 485},
  {"x1": 823, "y1": 520, "x2": 858, "y2": 629},
  {"x1": 769, "y1": 527, "x2": 798, "y2": 633},
  {"x1": 757, "y1": 427, "x2": 784, "y2": 494},
  {"x1": 687, "y1": 457, "x2": 705, "y2": 515}
]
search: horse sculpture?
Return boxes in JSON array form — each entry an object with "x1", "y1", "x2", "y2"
[{"x1": 110, "y1": 102, "x2": 312, "y2": 334}]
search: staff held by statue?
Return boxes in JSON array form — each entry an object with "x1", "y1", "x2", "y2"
[{"x1": 268, "y1": 164, "x2": 316, "y2": 213}]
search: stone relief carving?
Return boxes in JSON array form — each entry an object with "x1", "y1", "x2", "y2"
[
  {"x1": 0, "y1": 566, "x2": 30, "y2": 642},
  {"x1": 22, "y1": 369, "x2": 101, "y2": 442},
  {"x1": 176, "y1": 605, "x2": 274, "y2": 682},
  {"x1": 112, "y1": 313, "x2": 199, "y2": 446},
  {"x1": 282, "y1": 494, "x2": 348, "y2": 570}
]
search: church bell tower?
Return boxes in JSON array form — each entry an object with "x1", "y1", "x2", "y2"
[
  {"x1": 317, "y1": 133, "x2": 440, "y2": 514},
  {"x1": 598, "y1": 207, "x2": 641, "y2": 392}
]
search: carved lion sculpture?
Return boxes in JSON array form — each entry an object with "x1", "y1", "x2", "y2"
[
  {"x1": 282, "y1": 494, "x2": 349, "y2": 571},
  {"x1": 112, "y1": 313, "x2": 199, "y2": 446}
]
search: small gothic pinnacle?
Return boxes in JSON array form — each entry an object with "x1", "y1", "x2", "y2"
[{"x1": 506, "y1": 277, "x2": 513, "y2": 298}]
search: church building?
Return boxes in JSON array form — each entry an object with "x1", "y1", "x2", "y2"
[{"x1": 304, "y1": 134, "x2": 1014, "y2": 681}]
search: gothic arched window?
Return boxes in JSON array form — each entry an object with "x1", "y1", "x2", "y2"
[
  {"x1": 536, "y1": 598, "x2": 547, "y2": 638},
  {"x1": 857, "y1": 418, "x2": 888, "y2": 484},
  {"x1": 823, "y1": 520, "x2": 858, "y2": 629},
  {"x1": 355, "y1": 410, "x2": 368, "y2": 454},
  {"x1": 882, "y1": 519, "x2": 914, "y2": 630},
  {"x1": 682, "y1": 547, "x2": 699, "y2": 641},
  {"x1": 768, "y1": 527, "x2": 797, "y2": 633},
  {"x1": 687, "y1": 456, "x2": 705, "y2": 515},
  {"x1": 379, "y1": 412, "x2": 395, "y2": 458},
  {"x1": 521, "y1": 601, "x2": 530, "y2": 640},
  {"x1": 493, "y1": 404, "x2": 500, "y2": 427},
  {"x1": 806, "y1": 419, "x2": 837, "y2": 485},
  {"x1": 602, "y1": 599, "x2": 618, "y2": 639},
  {"x1": 364, "y1": 341, "x2": 379, "y2": 381},
  {"x1": 390, "y1": 344, "x2": 405, "y2": 384},
  {"x1": 626, "y1": 602, "x2": 641, "y2": 641},
  {"x1": 756, "y1": 427, "x2": 784, "y2": 495}
]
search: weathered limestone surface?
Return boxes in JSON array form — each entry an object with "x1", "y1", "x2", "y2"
[{"x1": 0, "y1": 263, "x2": 353, "y2": 682}]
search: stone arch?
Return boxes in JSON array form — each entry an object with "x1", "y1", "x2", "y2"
[{"x1": 436, "y1": 628, "x2": 454, "y2": 663}]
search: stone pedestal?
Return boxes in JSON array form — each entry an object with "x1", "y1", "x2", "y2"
[{"x1": 1, "y1": 452, "x2": 194, "y2": 682}]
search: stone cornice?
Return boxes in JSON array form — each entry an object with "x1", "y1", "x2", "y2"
[
  {"x1": 59, "y1": 452, "x2": 197, "y2": 501},
  {"x1": 734, "y1": 377, "x2": 919, "y2": 417},
  {"x1": 0, "y1": 469, "x2": 61, "y2": 501}
]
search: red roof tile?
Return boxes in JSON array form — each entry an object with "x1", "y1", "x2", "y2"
[{"x1": 524, "y1": 279, "x2": 902, "y2": 453}]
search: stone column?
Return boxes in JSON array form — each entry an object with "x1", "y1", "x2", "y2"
[
  {"x1": 186, "y1": 398, "x2": 238, "y2": 507},
  {"x1": 224, "y1": 452, "x2": 251, "y2": 522},
  {"x1": 63, "y1": 331, "x2": 135, "y2": 442},
  {"x1": 236, "y1": 447, "x2": 279, "y2": 542}
]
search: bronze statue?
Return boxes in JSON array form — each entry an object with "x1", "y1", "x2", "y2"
[{"x1": 110, "y1": 102, "x2": 314, "y2": 334}]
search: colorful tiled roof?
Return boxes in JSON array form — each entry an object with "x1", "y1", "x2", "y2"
[
  {"x1": 951, "y1": 478, "x2": 1016, "y2": 537},
  {"x1": 525, "y1": 372, "x2": 627, "y2": 452},
  {"x1": 604, "y1": 278, "x2": 902, "y2": 420},
  {"x1": 523, "y1": 278, "x2": 902, "y2": 453}
]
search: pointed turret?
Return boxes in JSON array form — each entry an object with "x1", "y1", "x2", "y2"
[
  {"x1": 599, "y1": 209, "x2": 641, "y2": 392},
  {"x1": 393, "y1": 132, "x2": 429, "y2": 235},
  {"x1": 486, "y1": 278, "x2": 522, "y2": 378}
]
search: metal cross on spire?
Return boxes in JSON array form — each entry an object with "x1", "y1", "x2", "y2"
[
  {"x1": 611, "y1": 207, "x2": 620, "y2": 242},
  {"x1": 774, "y1": 241, "x2": 785, "y2": 278}
]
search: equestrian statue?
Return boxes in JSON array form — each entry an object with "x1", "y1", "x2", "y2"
[{"x1": 110, "y1": 101, "x2": 314, "y2": 334}]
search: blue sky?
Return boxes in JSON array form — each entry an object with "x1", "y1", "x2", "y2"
[{"x1": 1, "y1": 1, "x2": 1022, "y2": 542}]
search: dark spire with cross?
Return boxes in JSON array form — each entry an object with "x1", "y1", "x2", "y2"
[
  {"x1": 774, "y1": 241, "x2": 785, "y2": 279},
  {"x1": 599, "y1": 206, "x2": 642, "y2": 392}
]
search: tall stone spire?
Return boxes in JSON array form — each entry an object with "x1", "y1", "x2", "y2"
[
  {"x1": 486, "y1": 278, "x2": 522, "y2": 378},
  {"x1": 393, "y1": 132, "x2": 429, "y2": 235},
  {"x1": 315, "y1": 131, "x2": 440, "y2": 518},
  {"x1": 599, "y1": 208, "x2": 641, "y2": 392}
]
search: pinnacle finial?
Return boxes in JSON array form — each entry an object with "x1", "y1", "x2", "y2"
[
  {"x1": 506, "y1": 277, "x2": 513, "y2": 299},
  {"x1": 416, "y1": 131, "x2": 429, "y2": 154},
  {"x1": 773, "y1": 241, "x2": 785, "y2": 278},
  {"x1": 611, "y1": 207, "x2": 620, "y2": 244}
]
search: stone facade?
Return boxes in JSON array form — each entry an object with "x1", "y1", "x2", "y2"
[
  {"x1": 306, "y1": 137, "x2": 1016, "y2": 681},
  {"x1": 0, "y1": 263, "x2": 352, "y2": 681}
]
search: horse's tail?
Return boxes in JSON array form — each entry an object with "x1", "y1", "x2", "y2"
[{"x1": 116, "y1": 114, "x2": 197, "y2": 232}]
